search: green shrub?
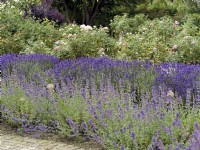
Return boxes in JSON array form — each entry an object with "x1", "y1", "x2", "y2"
[
  {"x1": 115, "y1": 15, "x2": 200, "y2": 64},
  {"x1": 110, "y1": 13, "x2": 148, "y2": 38},
  {"x1": 116, "y1": 16, "x2": 175, "y2": 62},
  {"x1": 168, "y1": 20, "x2": 200, "y2": 64},
  {"x1": 0, "y1": 2, "x2": 61, "y2": 55},
  {"x1": 135, "y1": 0, "x2": 200, "y2": 20},
  {"x1": 182, "y1": 13, "x2": 200, "y2": 28},
  {"x1": 51, "y1": 24, "x2": 118, "y2": 59}
]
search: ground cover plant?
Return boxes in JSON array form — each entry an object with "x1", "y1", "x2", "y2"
[{"x1": 1, "y1": 54, "x2": 200, "y2": 150}]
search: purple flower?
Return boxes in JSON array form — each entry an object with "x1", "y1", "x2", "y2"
[
  {"x1": 121, "y1": 145, "x2": 125, "y2": 150},
  {"x1": 130, "y1": 131, "x2": 135, "y2": 139},
  {"x1": 88, "y1": 119, "x2": 96, "y2": 131},
  {"x1": 172, "y1": 113, "x2": 182, "y2": 128},
  {"x1": 66, "y1": 118, "x2": 74, "y2": 127},
  {"x1": 12, "y1": 117, "x2": 23, "y2": 123},
  {"x1": 93, "y1": 134, "x2": 102, "y2": 144},
  {"x1": 152, "y1": 136, "x2": 165, "y2": 150},
  {"x1": 112, "y1": 142, "x2": 118, "y2": 148},
  {"x1": 93, "y1": 112, "x2": 99, "y2": 120}
]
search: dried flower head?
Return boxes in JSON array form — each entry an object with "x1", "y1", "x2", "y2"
[
  {"x1": 47, "y1": 83, "x2": 54, "y2": 91},
  {"x1": 167, "y1": 90, "x2": 174, "y2": 98},
  {"x1": 19, "y1": 97, "x2": 26, "y2": 102},
  {"x1": 62, "y1": 33, "x2": 67, "y2": 37}
]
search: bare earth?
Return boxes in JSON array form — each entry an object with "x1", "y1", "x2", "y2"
[{"x1": 0, "y1": 124, "x2": 103, "y2": 150}]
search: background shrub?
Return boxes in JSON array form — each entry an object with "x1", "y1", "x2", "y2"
[
  {"x1": 0, "y1": 2, "x2": 61, "y2": 55},
  {"x1": 110, "y1": 13, "x2": 148, "y2": 38},
  {"x1": 113, "y1": 15, "x2": 200, "y2": 64},
  {"x1": 51, "y1": 24, "x2": 118, "y2": 59}
]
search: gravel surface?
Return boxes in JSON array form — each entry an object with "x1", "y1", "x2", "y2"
[{"x1": 0, "y1": 124, "x2": 103, "y2": 150}]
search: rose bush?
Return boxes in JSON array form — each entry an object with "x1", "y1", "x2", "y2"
[
  {"x1": 51, "y1": 24, "x2": 118, "y2": 59},
  {"x1": 113, "y1": 15, "x2": 200, "y2": 64}
]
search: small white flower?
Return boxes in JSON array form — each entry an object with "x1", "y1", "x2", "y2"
[
  {"x1": 103, "y1": 27, "x2": 108, "y2": 30},
  {"x1": 19, "y1": 11, "x2": 23, "y2": 15},
  {"x1": 68, "y1": 34, "x2": 73, "y2": 38},
  {"x1": 80, "y1": 24, "x2": 92, "y2": 30},
  {"x1": 118, "y1": 37, "x2": 124, "y2": 45},
  {"x1": 54, "y1": 46, "x2": 60, "y2": 50},
  {"x1": 142, "y1": 27, "x2": 146, "y2": 30},
  {"x1": 0, "y1": 4, "x2": 5, "y2": 10},
  {"x1": 184, "y1": 36, "x2": 191, "y2": 40},
  {"x1": 99, "y1": 48, "x2": 105, "y2": 53},
  {"x1": 30, "y1": 51, "x2": 34, "y2": 54},
  {"x1": 55, "y1": 41, "x2": 60, "y2": 45},
  {"x1": 191, "y1": 40, "x2": 196, "y2": 45},
  {"x1": 172, "y1": 44, "x2": 178, "y2": 50},
  {"x1": 86, "y1": 25, "x2": 92, "y2": 30},
  {"x1": 138, "y1": 38, "x2": 143, "y2": 40},
  {"x1": 100, "y1": 52, "x2": 105, "y2": 57},
  {"x1": 127, "y1": 32, "x2": 132, "y2": 35},
  {"x1": 80, "y1": 24, "x2": 86, "y2": 29},
  {"x1": 153, "y1": 47, "x2": 157, "y2": 51},
  {"x1": 175, "y1": 20, "x2": 179, "y2": 25}
]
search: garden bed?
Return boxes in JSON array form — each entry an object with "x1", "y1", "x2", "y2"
[{"x1": 1, "y1": 54, "x2": 200, "y2": 150}]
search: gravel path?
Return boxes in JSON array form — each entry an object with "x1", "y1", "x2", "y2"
[
  {"x1": 0, "y1": 127, "x2": 102, "y2": 150},
  {"x1": 0, "y1": 132, "x2": 87, "y2": 150}
]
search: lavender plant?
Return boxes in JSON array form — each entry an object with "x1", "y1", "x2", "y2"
[
  {"x1": 155, "y1": 62, "x2": 200, "y2": 103},
  {"x1": 1, "y1": 54, "x2": 200, "y2": 149}
]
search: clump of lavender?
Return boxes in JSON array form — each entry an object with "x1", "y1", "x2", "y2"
[
  {"x1": 155, "y1": 62, "x2": 200, "y2": 100},
  {"x1": 185, "y1": 123, "x2": 200, "y2": 150},
  {"x1": 1, "y1": 54, "x2": 200, "y2": 150}
]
